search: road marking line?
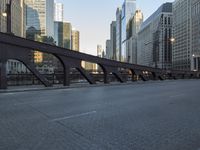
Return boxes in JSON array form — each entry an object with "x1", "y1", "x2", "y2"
[
  {"x1": 50, "y1": 111, "x2": 97, "y2": 122},
  {"x1": 1, "y1": 93, "x2": 15, "y2": 95},
  {"x1": 169, "y1": 94, "x2": 185, "y2": 98}
]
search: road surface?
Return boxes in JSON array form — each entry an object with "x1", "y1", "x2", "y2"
[{"x1": 0, "y1": 80, "x2": 200, "y2": 150}]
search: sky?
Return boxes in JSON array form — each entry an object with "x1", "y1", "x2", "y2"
[{"x1": 55, "y1": 0, "x2": 174, "y2": 55}]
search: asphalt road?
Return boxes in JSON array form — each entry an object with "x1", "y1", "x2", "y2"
[{"x1": 1, "y1": 80, "x2": 200, "y2": 150}]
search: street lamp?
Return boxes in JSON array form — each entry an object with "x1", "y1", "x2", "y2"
[
  {"x1": 170, "y1": 38, "x2": 175, "y2": 43},
  {"x1": 2, "y1": 12, "x2": 7, "y2": 17}
]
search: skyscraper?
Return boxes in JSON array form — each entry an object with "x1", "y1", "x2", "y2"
[
  {"x1": 172, "y1": 0, "x2": 192, "y2": 70},
  {"x1": 0, "y1": 0, "x2": 27, "y2": 74},
  {"x1": 71, "y1": 29, "x2": 80, "y2": 51},
  {"x1": 25, "y1": 0, "x2": 54, "y2": 37},
  {"x1": 0, "y1": 0, "x2": 25, "y2": 37},
  {"x1": 191, "y1": 0, "x2": 200, "y2": 71},
  {"x1": 106, "y1": 40, "x2": 111, "y2": 59},
  {"x1": 54, "y1": 2, "x2": 63, "y2": 22},
  {"x1": 97, "y1": 45, "x2": 103, "y2": 57},
  {"x1": 121, "y1": 0, "x2": 136, "y2": 62},
  {"x1": 110, "y1": 21, "x2": 117, "y2": 60},
  {"x1": 126, "y1": 10, "x2": 143, "y2": 64},
  {"x1": 116, "y1": 7, "x2": 122, "y2": 61},
  {"x1": 137, "y1": 3, "x2": 173, "y2": 69},
  {"x1": 54, "y1": 21, "x2": 72, "y2": 49}
]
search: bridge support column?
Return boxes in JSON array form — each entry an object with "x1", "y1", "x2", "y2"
[
  {"x1": 77, "y1": 67, "x2": 96, "y2": 84},
  {"x1": 0, "y1": 60, "x2": 7, "y2": 89},
  {"x1": 113, "y1": 72, "x2": 124, "y2": 83},
  {"x1": 23, "y1": 61, "x2": 52, "y2": 87},
  {"x1": 130, "y1": 69, "x2": 136, "y2": 82},
  {"x1": 63, "y1": 66, "x2": 70, "y2": 86}
]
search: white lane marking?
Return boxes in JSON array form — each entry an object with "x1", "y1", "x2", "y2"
[
  {"x1": 50, "y1": 111, "x2": 97, "y2": 122},
  {"x1": 169, "y1": 94, "x2": 185, "y2": 98},
  {"x1": 0, "y1": 93, "x2": 15, "y2": 96}
]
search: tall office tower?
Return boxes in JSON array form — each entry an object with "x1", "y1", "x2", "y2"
[
  {"x1": 106, "y1": 40, "x2": 111, "y2": 59},
  {"x1": 121, "y1": 0, "x2": 136, "y2": 62},
  {"x1": 126, "y1": 10, "x2": 143, "y2": 64},
  {"x1": 25, "y1": 0, "x2": 54, "y2": 37},
  {"x1": 54, "y1": 21, "x2": 72, "y2": 49},
  {"x1": 110, "y1": 21, "x2": 117, "y2": 60},
  {"x1": 97, "y1": 45, "x2": 103, "y2": 57},
  {"x1": 54, "y1": 2, "x2": 63, "y2": 22},
  {"x1": 0, "y1": 0, "x2": 25, "y2": 37},
  {"x1": 137, "y1": 3, "x2": 173, "y2": 69},
  {"x1": 0, "y1": 0, "x2": 27, "y2": 74},
  {"x1": 71, "y1": 29, "x2": 80, "y2": 51},
  {"x1": 191, "y1": 0, "x2": 200, "y2": 71},
  {"x1": 172, "y1": 0, "x2": 192, "y2": 70},
  {"x1": 116, "y1": 7, "x2": 122, "y2": 61}
]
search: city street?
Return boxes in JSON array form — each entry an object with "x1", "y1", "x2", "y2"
[{"x1": 0, "y1": 80, "x2": 200, "y2": 150}]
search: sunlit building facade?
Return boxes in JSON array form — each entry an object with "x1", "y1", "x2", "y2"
[
  {"x1": 0, "y1": 0, "x2": 25, "y2": 37},
  {"x1": 72, "y1": 29, "x2": 80, "y2": 51},
  {"x1": 97, "y1": 45, "x2": 103, "y2": 57},
  {"x1": 54, "y1": 2, "x2": 63, "y2": 22}
]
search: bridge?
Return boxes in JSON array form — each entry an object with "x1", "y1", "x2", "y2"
[
  {"x1": 1, "y1": 33, "x2": 200, "y2": 149},
  {"x1": 0, "y1": 32, "x2": 199, "y2": 89}
]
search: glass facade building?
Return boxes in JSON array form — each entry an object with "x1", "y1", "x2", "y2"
[
  {"x1": 54, "y1": 21, "x2": 72, "y2": 49},
  {"x1": 121, "y1": 0, "x2": 136, "y2": 62},
  {"x1": 25, "y1": 0, "x2": 54, "y2": 37},
  {"x1": 126, "y1": 10, "x2": 143, "y2": 64},
  {"x1": 116, "y1": 7, "x2": 122, "y2": 61}
]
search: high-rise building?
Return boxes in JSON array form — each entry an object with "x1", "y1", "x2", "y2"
[
  {"x1": 137, "y1": 3, "x2": 173, "y2": 69},
  {"x1": 54, "y1": 2, "x2": 63, "y2": 22},
  {"x1": 97, "y1": 45, "x2": 103, "y2": 57},
  {"x1": 121, "y1": 0, "x2": 136, "y2": 62},
  {"x1": 116, "y1": 7, "x2": 122, "y2": 61},
  {"x1": 172, "y1": 0, "x2": 192, "y2": 70},
  {"x1": 110, "y1": 21, "x2": 117, "y2": 60},
  {"x1": 71, "y1": 29, "x2": 80, "y2": 51},
  {"x1": 0, "y1": 0, "x2": 27, "y2": 74},
  {"x1": 126, "y1": 10, "x2": 143, "y2": 64},
  {"x1": 0, "y1": 0, "x2": 25, "y2": 37},
  {"x1": 106, "y1": 40, "x2": 111, "y2": 59},
  {"x1": 25, "y1": 0, "x2": 54, "y2": 37},
  {"x1": 54, "y1": 21, "x2": 72, "y2": 49},
  {"x1": 191, "y1": 0, "x2": 200, "y2": 71}
]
